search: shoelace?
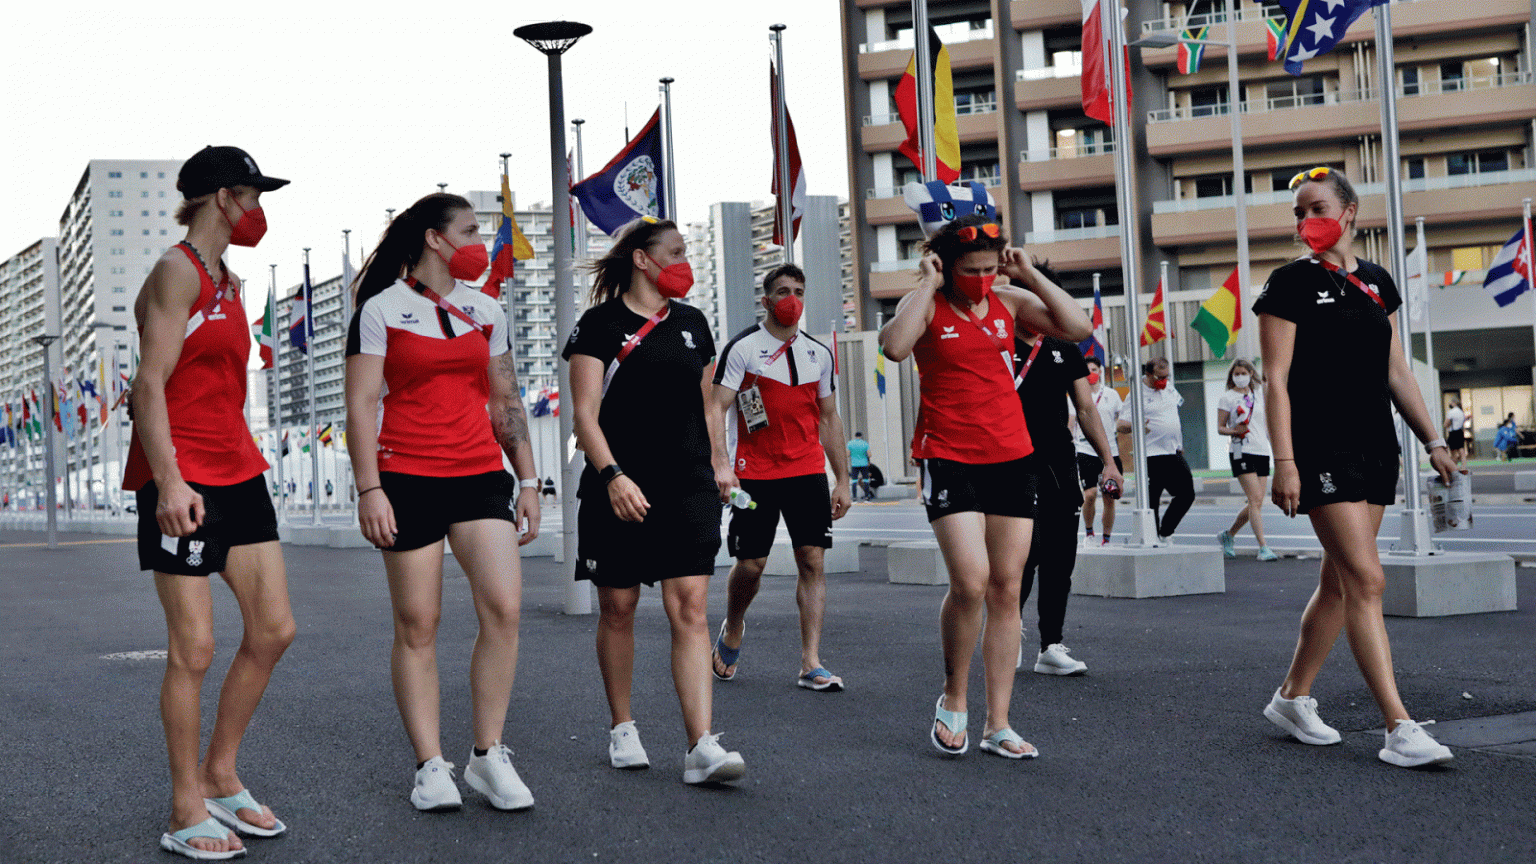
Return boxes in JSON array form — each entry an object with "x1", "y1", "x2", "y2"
[{"x1": 487, "y1": 743, "x2": 513, "y2": 763}]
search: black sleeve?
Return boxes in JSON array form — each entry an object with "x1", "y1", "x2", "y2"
[
  {"x1": 561, "y1": 305, "x2": 615, "y2": 364},
  {"x1": 694, "y1": 307, "x2": 717, "y2": 365},
  {"x1": 1251, "y1": 263, "x2": 1308, "y2": 324},
  {"x1": 344, "y1": 307, "x2": 362, "y2": 357},
  {"x1": 1371, "y1": 263, "x2": 1402, "y2": 314},
  {"x1": 1056, "y1": 337, "x2": 1089, "y2": 383}
]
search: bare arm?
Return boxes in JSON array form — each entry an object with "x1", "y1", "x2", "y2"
[
  {"x1": 131, "y1": 253, "x2": 203, "y2": 536},
  {"x1": 1071, "y1": 378, "x2": 1118, "y2": 486},
  {"x1": 1259, "y1": 313, "x2": 1300, "y2": 516},
  {"x1": 570, "y1": 353, "x2": 649, "y2": 522},
  {"x1": 489, "y1": 351, "x2": 541, "y2": 544},
  {"x1": 997, "y1": 248, "x2": 1093, "y2": 342},
  {"x1": 1216, "y1": 408, "x2": 1249, "y2": 438},
  {"x1": 708, "y1": 381, "x2": 738, "y2": 501},
  {"x1": 818, "y1": 394, "x2": 852, "y2": 520},
  {"x1": 345, "y1": 353, "x2": 397, "y2": 547},
  {"x1": 1386, "y1": 314, "x2": 1458, "y2": 484},
  {"x1": 878, "y1": 254, "x2": 940, "y2": 362}
]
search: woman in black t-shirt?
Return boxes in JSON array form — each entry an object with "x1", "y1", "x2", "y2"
[
  {"x1": 1254, "y1": 166, "x2": 1458, "y2": 768},
  {"x1": 561, "y1": 216, "x2": 745, "y2": 786}
]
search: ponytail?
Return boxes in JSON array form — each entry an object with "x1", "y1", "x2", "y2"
[
  {"x1": 587, "y1": 217, "x2": 678, "y2": 307},
  {"x1": 353, "y1": 192, "x2": 473, "y2": 308}
]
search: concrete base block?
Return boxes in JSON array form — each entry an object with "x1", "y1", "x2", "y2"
[
  {"x1": 875, "y1": 484, "x2": 915, "y2": 500},
  {"x1": 1073, "y1": 545, "x2": 1226, "y2": 598},
  {"x1": 1514, "y1": 472, "x2": 1536, "y2": 492},
  {"x1": 281, "y1": 525, "x2": 333, "y2": 546},
  {"x1": 888, "y1": 541, "x2": 948, "y2": 585},
  {"x1": 327, "y1": 528, "x2": 374, "y2": 549},
  {"x1": 519, "y1": 530, "x2": 559, "y2": 558},
  {"x1": 764, "y1": 540, "x2": 859, "y2": 576},
  {"x1": 1380, "y1": 551, "x2": 1517, "y2": 617}
]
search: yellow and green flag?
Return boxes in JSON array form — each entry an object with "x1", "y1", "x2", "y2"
[{"x1": 1191, "y1": 266, "x2": 1243, "y2": 358}]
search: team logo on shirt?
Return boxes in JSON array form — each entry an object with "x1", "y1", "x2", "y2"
[
  {"x1": 1319, "y1": 472, "x2": 1336, "y2": 494},
  {"x1": 1051, "y1": 350, "x2": 1063, "y2": 364},
  {"x1": 994, "y1": 319, "x2": 1007, "y2": 333},
  {"x1": 682, "y1": 331, "x2": 696, "y2": 349},
  {"x1": 940, "y1": 326, "x2": 959, "y2": 340},
  {"x1": 186, "y1": 540, "x2": 205, "y2": 567},
  {"x1": 400, "y1": 312, "x2": 419, "y2": 323},
  {"x1": 1316, "y1": 291, "x2": 1336, "y2": 305}
]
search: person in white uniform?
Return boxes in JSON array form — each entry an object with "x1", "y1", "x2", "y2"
[
  {"x1": 1072, "y1": 356, "x2": 1129, "y2": 544},
  {"x1": 1137, "y1": 358, "x2": 1194, "y2": 543},
  {"x1": 1215, "y1": 358, "x2": 1278, "y2": 561}
]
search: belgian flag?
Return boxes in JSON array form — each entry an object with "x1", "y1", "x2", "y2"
[{"x1": 894, "y1": 26, "x2": 960, "y2": 183}]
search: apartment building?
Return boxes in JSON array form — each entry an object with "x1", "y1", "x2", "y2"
[
  {"x1": 0, "y1": 239, "x2": 61, "y2": 508},
  {"x1": 840, "y1": 0, "x2": 1536, "y2": 463}
]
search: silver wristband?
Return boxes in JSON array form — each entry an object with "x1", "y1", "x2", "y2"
[{"x1": 1424, "y1": 437, "x2": 1447, "y2": 454}]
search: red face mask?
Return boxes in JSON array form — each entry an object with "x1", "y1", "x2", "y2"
[
  {"x1": 1151, "y1": 376, "x2": 1170, "y2": 390},
  {"x1": 769, "y1": 294, "x2": 803, "y2": 327},
  {"x1": 1299, "y1": 216, "x2": 1345, "y2": 254},
  {"x1": 951, "y1": 272, "x2": 996, "y2": 304},
  {"x1": 646, "y1": 254, "x2": 694, "y2": 298},
  {"x1": 221, "y1": 196, "x2": 267, "y2": 247},
  {"x1": 432, "y1": 236, "x2": 489, "y2": 282},
  {"x1": 1087, "y1": 372, "x2": 1100, "y2": 386}
]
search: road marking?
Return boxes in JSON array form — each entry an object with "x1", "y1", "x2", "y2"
[
  {"x1": 0, "y1": 538, "x2": 136, "y2": 548},
  {"x1": 100, "y1": 650, "x2": 167, "y2": 660}
]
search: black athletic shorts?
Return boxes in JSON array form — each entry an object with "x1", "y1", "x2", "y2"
[
  {"x1": 1076, "y1": 453, "x2": 1123, "y2": 491},
  {"x1": 378, "y1": 470, "x2": 518, "y2": 552},
  {"x1": 1447, "y1": 429, "x2": 1466, "y2": 449},
  {"x1": 1230, "y1": 453, "x2": 1271, "y2": 478},
  {"x1": 920, "y1": 455, "x2": 1037, "y2": 523},
  {"x1": 727, "y1": 474, "x2": 833, "y2": 560},
  {"x1": 1297, "y1": 453, "x2": 1399, "y2": 514},
  {"x1": 136, "y1": 475, "x2": 279, "y2": 576},
  {"x1": 576, "y1": 483, "x2": 722, "y2": 590}
]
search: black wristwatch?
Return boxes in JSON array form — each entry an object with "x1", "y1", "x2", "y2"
[{"x1": 600, "y1": 464, "x2": 625, "y2": 485}]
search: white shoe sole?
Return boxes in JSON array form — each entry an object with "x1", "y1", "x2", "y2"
[
  {"x1": 1263, "y1": 705, "x2": 1342, "y2": 746},
  {"x1": 409, "y1": 789, "x2": 462, "y2": 811},
  {"x1": 683, "y1": 755, "x2": 746, "y2": 785},
  {"x1": 1033, "y1": 660, "x2": 1087, "y2": 676},
  {"x1": 465, "y1": 765, "x2": 534, "y2": 810},
  {"x1": 1378, "y1": 746, "x2": 1453, "y2": 768},
  {"x1": 610, "y1": 750, "x2": 650, "y2": 770}
]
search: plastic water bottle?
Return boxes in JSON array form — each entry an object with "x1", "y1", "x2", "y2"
[
  {"x1": 729, "y1": 489, "x2": 758, "y2": 510},
  {"x1": 1099, "y1": 476, "x2": 1121, "y2": 500}
]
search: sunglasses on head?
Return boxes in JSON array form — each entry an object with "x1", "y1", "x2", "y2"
[
  {"x1": 956, "y1": 222, "x2": 1000, "y2": 242},
  {"x1": 1288, "y1": 166, "x2": 1332, "y2": 190}
]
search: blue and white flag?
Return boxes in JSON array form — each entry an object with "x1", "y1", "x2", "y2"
[
  {"x1": 571, "y1": 108, "x2": 668, "y2": 236},
  {"x1": 1483, "y1": 223, "x2": 1534, "y2": 308},
  {"x1": 288, "y1": 262, "x2": 312, "y2": 354},
  {"x1": 1271, "y1": 0, "x2": 1388, "y2": 76}
]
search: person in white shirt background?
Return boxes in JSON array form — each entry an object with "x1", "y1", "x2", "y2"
[
  {"x1": 1443, "y1": 397, "x2": 1467, "y2": 469},
  {"x1": 1138, "y1": 358, "x2": 1195, "y2": 544},
  {"x1": 1072, "y1": 356, "x2": 1130, "y2": 545},
  {"x1": 1215, "y1": 358, "x2": 1278, "y2": 561}
]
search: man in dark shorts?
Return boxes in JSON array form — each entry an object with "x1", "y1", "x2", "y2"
[{"x1": 708, "y1": 264, "x2": 853, "y2": 691}]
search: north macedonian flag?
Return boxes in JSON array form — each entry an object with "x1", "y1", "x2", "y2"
[
  {"x1": 1139, "y1": 278, "x2": 1168, "y2": 347},
  {"x1": 1190, "y1": 266, "x2": 1243, "y2": 358}
]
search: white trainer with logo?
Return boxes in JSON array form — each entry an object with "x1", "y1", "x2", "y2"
[
  {"x1": 1034, "y1": 643, "x2": 1088, "y2": 676},
  {"x1": 1379, "y1": 719, "x2": 1453, "y2": 768},
  {"x1": 464, "y1": 743, "x2": 534, "y2": 810},
  {"x1": 410, "y1": 756, "x2": 463, "y2": 811},
  {"x1": 609, "y1": 720, "x2": 650, "y2": 770},
  {"x1": 682, "y1": 732, "x2": 746, "y2": 785},
  {"x1": 1263, "y1": 688, "x2": 1342, "y2": 745}
]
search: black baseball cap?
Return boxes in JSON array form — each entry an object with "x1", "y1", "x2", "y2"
[{"x1": 177, "y1": 146, "x2": 289, "y2": 199}]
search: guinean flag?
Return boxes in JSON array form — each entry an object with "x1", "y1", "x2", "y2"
[
  {"x1": 1140, "y1": 278, "x2": 1169, "y2": 347},
  {"x1": 1190, "y1": 266, "x2": 1243, "y2": 358},
  {"x1": 894, "y1": 26, "x2": 960, "y2": 183}
]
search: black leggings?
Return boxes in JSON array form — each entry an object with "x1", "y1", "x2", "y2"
[
  {"x1": 1147, "y1": 452, "x2": 1195, "y2": 537},
  {"x1": 1021, "y1": 461, "x2": 1083, "y2": 649}
]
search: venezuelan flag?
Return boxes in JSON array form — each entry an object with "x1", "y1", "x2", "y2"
[
  {"x1": 486, "y1": 173, "x2": 534, "y2": 299},
  {"x1": 1191, "y1": 266, "x2": 1243, "y2": 358}
]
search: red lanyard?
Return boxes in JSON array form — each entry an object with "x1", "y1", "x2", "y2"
[
  {"x1": 407, "y1": 278, "x2": 489, "y2": 338},
  {"x1": 953, "y1": 293, "x2": 1010, "y2": 353},
  {"x1": 743, "y1": 332, "x2": 797, "y2": 390},
  {"x1": 616, "y1": 302, "x2": 671, "y2": 363},
  {"x1": 1013, "y1": 338, "x2": 1045, "y2": 388},
  {"x1": 1312, "y1": 257, "x2": 1385, "y2": 309}
]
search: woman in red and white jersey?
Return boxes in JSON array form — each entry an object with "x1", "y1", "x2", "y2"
[
  {"x1": 880, "y1": 214, "x2": 1091, "y2": 760},
  {"x1": 126, "y1": 146, "x2": 292, "y2": 860},
  {"x1": 345, "y1": 193, "x2": 542, "y2": 812}
]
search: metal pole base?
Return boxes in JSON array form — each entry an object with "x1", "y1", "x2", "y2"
[
  {"x1": 1122, "y1": 508, "x2": 1161, "y2": 548},
  {"x1": 1388, "y1": 508, "x2": 1440, "y2": 557}
]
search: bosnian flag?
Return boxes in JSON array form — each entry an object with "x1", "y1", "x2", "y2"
[
  {"x1": 1483, "y1": 221, "x2": 1534, "y2": 308},
  {"x1": 288, "y1": 263, "x2": 312, "y2": 354},
  {"x1": 770, "y1": 61, "x2": 807, "y2": 246},
  {"x1": 1078, "y1": 285, "x2": 1107, "y2": 366},
  {"x1": 1273, "y1": 0, "x2": 1387, "y2": 76},
  {"x1": 571, "y1": 108, "x2": 668, "y2": 236}
]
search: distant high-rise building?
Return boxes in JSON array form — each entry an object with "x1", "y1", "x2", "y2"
[{"x1": 0, "y1": 238, "x2": 62, "y2": 509}]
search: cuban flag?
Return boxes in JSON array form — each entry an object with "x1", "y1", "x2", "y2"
[
  {"x1": 1273, "y1": 0, "x2": 1387, "y2": 76},
  {"x1": 1078, "y1": 285, "x2": 1107, "y2": 366},
  {"x1": 1483, "y1": 221, "x2": 1534, "y2": 308},
  {"x1": 571, "y1": 108, "x2": 669, "y2": 236},
  {"x1": 288, "y1": 262, "x2": 312, "y2": 354}
]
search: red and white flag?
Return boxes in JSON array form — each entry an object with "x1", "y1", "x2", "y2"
[
  {"x1": 1080, "y1": 0, "x2": 1133, "y2": 126},
  {"x1": 770, "y1": 62, "x2": 807, "y2": 247}
]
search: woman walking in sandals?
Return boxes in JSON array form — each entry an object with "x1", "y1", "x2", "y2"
[
  {"x1": 562, "y1": 216, "x2": 746, "y2": 785},
  {"x1": 345, "y1": 193, "x2": 543, "y2": 811},
  {"x1": 1256, "y1": 166, "x2": 1458, "y2": 768},
  {"x1": 126, "y1": 146, "x2": 293, "y2": 859},
  {"x1": 880, "y1": 214, "x2": 1090, "y2": 759}
]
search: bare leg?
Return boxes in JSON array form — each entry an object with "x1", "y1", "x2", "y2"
[
  {"x1": 661, "y1": 574, "x2": 714, "y2": 746},
  {"x1": 979, "y1": 514, "x2": 1032, "y2": 752},
  {"x1": 383, "y1": 542, "x2": 447, "y2": 763},
  {"x1": 596, "y1": 585, "x2": 641, "y2": 728},
  {"x1": 1240, "y1": 473, "x2": 1269, "y2": 547},
  {"x1": 929, "y1": 512, "x2": 990, "y2": 751},
  {"x1": 793, "y1": 546, "x2": 828, "y2": 676},
  {"x1": 1102, "y1": 494, "x2": 1117, "y2": 537},
  {"x1": 714, "y1": 557, "x2": 765, "y2": 678},
  {"x1": 200, "y1": 541, "x2": 294, "y2": 831},
  {"x1": 155, "y1": 574, "x2": 241, "y2": 857},
  {"x1": 447, "y1": 520, "x2": 523, "y2": 750},
  {"x1": 1081, "y1": 486, "x2": 1098, "y2": 534}
]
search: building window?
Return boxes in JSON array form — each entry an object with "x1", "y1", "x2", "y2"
[
  {"x1": 143, "y1": 229, "x2": 151, "y2": 235},
  {"x1": 1193, "y1": 174, "x2": 1251, "y2": 197},
  {"x1": 112, "y1": 305, "x2": 127, "y2": 312},
  {"x1": 159, "y1": 210, "x2": 167, "y2": 216},
  {"x1": 1448, "y1": 150, "x2": 1510, "y2": 176},
  {"x1": 1406, "y1": 158, "x2": 1425, "y2": 180},
  {"x1": 160, "y1": 229, "x2": 168, "y2": 236},
  {"x1": 158, "y1": 172, "x2": 166, "y2": 178},
  {"x1": 112, "y1": 286, "x2": 126, "y2": 293},
  {"x1": 141, "y1": 191, "x2": 149, "y2": 197},
  {"x1": 110, "y1": 248, "x2": 124, "y2": 255},
  {"x1": 1402, "y1": 66, "x2": 1420, "y2": 96},
  {"x1": 1265, "y1": 76, "x2": 1326, "y2": 109},
  {"x1": 107, "y1": 171, "x2": 122, "y2": 178},
  {"x1": 141, "y1": 210, "x2": 150, "y2": 216},
  {"x1": 1440, "y1": 61, "x2": 1464, "y2": 91},
  {"x1": 1189, "y1": 86, "x2": 1227, "y2": 117},
  {"x1": 108, "y1": 190, "x2": 123, "y2": 198},
  {"x1": 109, "y1": 210, "x2": 123, "y2": 217},
  {"x1": 159, "y1": 191, "x2": 166, "y2": 198},
  {"x1": 109, "y1": 229, "x2": 124, "y2": 236},
  {"x1": 1450, "y1": 246, "x2": 1484, "y2": 270}
]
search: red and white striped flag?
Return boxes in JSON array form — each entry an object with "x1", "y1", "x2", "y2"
[{"x1": 770, "y1": 61, "x2": 807, "y2": 246}]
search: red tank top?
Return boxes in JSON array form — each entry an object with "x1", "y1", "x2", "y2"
[
  {"x1": 123, "y1": 243, "x2": 269, "y2": 490},
  {"x1": 911, "y1": 291, "x2": 1032, "y2": 464}
]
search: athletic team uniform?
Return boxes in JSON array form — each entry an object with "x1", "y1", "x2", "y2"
[
  {"x1": 562, "y1": 298, "x2": 719, "y2": 588},
  {"x1": 1445, "y1": 405, "x2": 1466, "y2": 450},
  {"x1": 345, "y1": 278, "x2": 518, "y2": 552},
  {"x1": 125, "y1": 242, "x2": 276, "y2": 575},
  {"x1": 1074, "y1": 384, "x2": 1125, "y2": 491},
  {"x1": 912, "y1": 290, "x2": 1035, "y2": 522},
  {"x1": 1253, "y1": 257, "x2": 1402, "y2": 512},
  {"x1": 1218, "y1": 387, "x2": 1272, "y2": 477},
  {"x1": 714, "y1": 323, "x2": 836, "y2": 559},
  {"x1": 1137, "y1": 379, "x2": 1195, "y2": 537}
]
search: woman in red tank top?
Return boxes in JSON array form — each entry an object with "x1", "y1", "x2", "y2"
[
  {"x1": 880, "y1": 214, "x2": 1091, "y2": 760},
  {"x1": 129, "y1": 146, "x2": 292, "y2": 860}
]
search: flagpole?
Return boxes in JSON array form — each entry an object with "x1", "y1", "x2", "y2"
[
  {"x1": 1374, "y1": 5, "x2": 1430, "y2": 556},
  {"x1": 876, "y1": 313, "x2": 892, "y2": 484},
  {"x1": 304, "y1": 248, "x2": 320, "y2": 527},
  {"x1": 1415, "y1": 217, "x2": 1436, "y2": 414},
  {"x1": 910, "y1": 0, "x2": 938, "y2": 181},
  {"x1": 269, "y1": 263, "x2": 285, "y2": 526},
  {"x1": 572, "y1": 119, "x2": 588, "y2": 282},
  {"x1": 31, "y1": 335, "x2": 58, "y2": 548},
  {"x1": 659, "y1": 77, "x2": 678, "y2": 221},
  {"x1": 1225, "y1": 0, "x2": 1256, "y2": 364},
  {"x1": 771, "y1": 23, "x2": 796, "y2": 265},
  {"x1": 1106, "y1": 0, "x2": 1153, "y2": 547}
]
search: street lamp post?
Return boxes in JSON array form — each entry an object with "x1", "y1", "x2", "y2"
[
  {"x1": 516, "y1": 19, "x2": 592, "y2": 616},
  {"x1": 31, "y1": 334, "x2": 59, "y2": 549}
]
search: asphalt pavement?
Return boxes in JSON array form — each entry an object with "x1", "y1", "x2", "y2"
[{"x1": 2, "y1": 521, "x2": 1534, "y2": 864}]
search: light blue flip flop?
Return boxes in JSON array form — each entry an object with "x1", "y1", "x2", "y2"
[
  {"x1": 979, "y1": 727, "x2": 1039, "y2": 760},
  {"x1": 712, "y1": 620, "x2": 742, "y2": 681},
  {"x1": 931, "y1": 694, "x2": 968, "y2": 755},
  {"x1": 797, "y1": 667, "x2": 845, "y2": 692},
  {"x1": 160, "y1": 817, "x2": 246, "y2": 860},
  {"x1": 204, "y1": 789, "x2": 286, "y2": 837}
]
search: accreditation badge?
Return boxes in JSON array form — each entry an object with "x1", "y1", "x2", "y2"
[{"x1": 738, "y1": 385, "x2": 770, "y2": 433}]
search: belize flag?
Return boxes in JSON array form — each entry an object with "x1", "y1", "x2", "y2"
[
  {"x1": 571, "y1": 108, "x2": 668, "y2": 236},
  {"x1": 1483, "y1": 222, "x2": 1534, "y2": 308},
  {"x1": 1078, "y1": 286, "x2": 1107, "y2": 366}
]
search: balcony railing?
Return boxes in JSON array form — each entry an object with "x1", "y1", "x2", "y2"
[
  {"x1": 1151, "y1": 168, "x2": 1536, "y2": 215},
  {"x1": 1024, "y1": 224, "x2": 1121, "y2": 244},
  {"x1": 859, "y1": 23, "x2": 994, "y2": 54},
  {"x1": 1017, "y1": 63, "x2": 1082, "y2": 81},
  {"x1": 866, "y1": 171, "x2": 1001, "y2": 199},
  {"x1": 871, "y1": 258, "x2": 922, "y2": 273},
  {"x1": 1019, "y1": 141, "x2": 1116, "y2": 162},
  {"x1": 1148, "y1": 71, "x2": 1533, "y2": 123},
  {"x1": 864, "y1": 100, "x2": 998, "y2": 127},
  {"x1": 1139, "y1": 5, "x2": 1273, "y2": 36}
]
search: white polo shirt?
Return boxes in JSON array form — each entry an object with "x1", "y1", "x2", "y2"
[
  {"x1": 1075, "y1": 384, "x2": 1126, "y2": 457},
  {"x1": 1139, "y1": 382, "x2": 1184, "y2": 457}
]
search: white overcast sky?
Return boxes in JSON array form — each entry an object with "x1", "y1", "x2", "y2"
[{"x1": 2, "y1": 0, "x2": 849, "y2": 302}]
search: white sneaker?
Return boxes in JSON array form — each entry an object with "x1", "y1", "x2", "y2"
[
  {"x1": 409, "y1": 756, "x2": 462, "y2": 811},
  {"x1": 682, "y1": 732, "x2": 746, "y2": 785},
  {"x1": 609, "y1": 721, "x2": 650, "y2": 770},
  {"x1": 1263, "y1": 688, "x2": 1342, "y2": 745},
  {"x1": 464, "y1": 743, "x2": 534, "y2": 810},
  {"x1": 1034, "y1": 643, "x2": 1088, "y2": 676},
  {"x1": 1379, "y1": 719, "x2": 1453, "y2": 768}
]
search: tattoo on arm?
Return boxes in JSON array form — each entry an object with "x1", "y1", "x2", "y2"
[{"x1": 491, "y1": 353, "x2": 530, "y2": 453}]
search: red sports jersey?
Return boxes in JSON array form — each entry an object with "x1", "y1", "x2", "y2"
[
  {"x1": 123, "y1": 243, "x2": 269, "y2": 490},
  {"x1": 714, "y1": 324, "x2": 835, "y2": 480},
  {"x1": 346, "y1": 279, "x2": 510, "y2": 477},
  {"x1": 911, "y1": 292, "x2": 1032, "y2": 464}
]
